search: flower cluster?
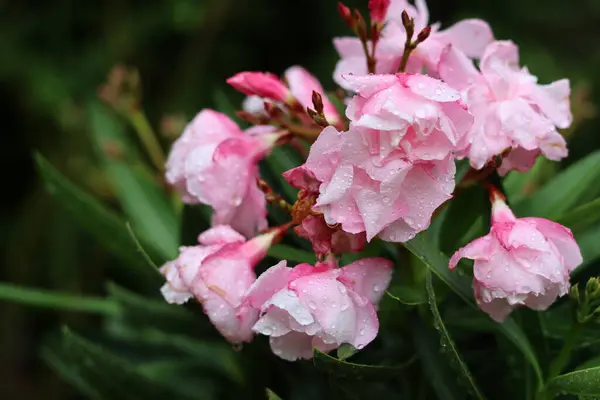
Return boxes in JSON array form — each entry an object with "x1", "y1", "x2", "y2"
[{"x1": 159, "y1": 0, "x2": 582, "y2": 360}]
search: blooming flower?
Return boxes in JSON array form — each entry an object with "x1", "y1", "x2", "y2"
[
  {"x1": 245, "y1": 257, "x2": 392, "y2": 361},
  {"x1": 449, "y1": 191, "x2": 582, "y2": 322},
  {"x1": 295, "y1": 125, "x2": 456, "y2": 242},
  {"x1": 283, "y1": 166, "x2": 366, "y2": 255},
  {"x1": 438, "y1": 41, "x2": 572, "y2": 173},
  {"x1": 165, "y1": 110, "x2": 282, "y2": 237},
  {"x1": 333, "y1": 0, "x2": 493, "y2": 89},
  {"x1": 344, "y1": 73, "x2": 473, "y2": 161},
  {"x1": 160, "y1": 225, "x2": 278, "y2": 343}
]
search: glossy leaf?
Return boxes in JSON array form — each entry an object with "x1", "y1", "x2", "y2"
[
  {"x1": 88, "y1": 102, "x2": 179, "y2": 260},
  {"x1": 266, "y1": 388, "x2": 283, "y2": 400},
  {"x1": 386, "y1": 285, "x2": 427, "y2": 306},
  {"x1": 411, "y1": 314, "x2": 465, "y2": 400},
  {"x1": 313, "y1": 349, "x2": 402, "y2": 380},
  {"x1": 425, "y1": 270, "x2": 487, "y2": 400},
  {"x1": 336, "y1": 344, "x2": 358, "y2": 361},
  {"x1": 404, "y1": 232, "x2": 543, "y2": 386},
  {"x1": 35, "y1": 153, "x2": 162, "y2": 286},
  {"x1": 548, "y1": 366, "x2": 600, "y2": 396},
  {"x1": 0, "y1": 282, "x2": 119, "y2": 315},
  {"x1": 558, "y1": 197, "x2": 600, "y2": 234},
  {"x1": 267, "y1": 244, "x2": 316, "y2": 264},
  {"x1": 45, "y1": 327, "x2": 199, "y2": 399},
  {"x1": 514, "y1": 150, "x2": 600, "y2": 219}
]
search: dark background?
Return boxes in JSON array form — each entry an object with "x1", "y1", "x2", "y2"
[{"x1": 1, "y1": 0, "x2": 598, "y2": 398}]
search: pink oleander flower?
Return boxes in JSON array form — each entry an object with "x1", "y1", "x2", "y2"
[
  {"x1": 165, "y1": 110, "x2": 282, "y2": 237},
  {"x1": 333, "y1": 0, "x2": 493, "y2": 90},
  {"x1": 239, "y1": 66, "x2": 340, "y2": 125},
  {"x1": 245, "y1": 257, "x2": 392, "y2": 361},
  {"x1": 227, "y1": 72, "x2": 291, "y2": 103},
  {"x1": 449, "y1": 191, "x2": 582, "y2": 322},
  {"x1": 438, "y1": 41, "x2": 572, "y2": 174},
  {"x1": 283, "y1": 166, "x2": 366, "y2": 255},
  {"x1": 160, "y1": 225, "x2": 279, "y2": 343},
  {"x1": 344, "y1": 73, "x2": 473, "y2": 161},
  {"x1": 296, "y1": 125, "x2": 456, "y2": 242}
]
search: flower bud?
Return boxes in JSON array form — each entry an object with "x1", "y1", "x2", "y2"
[{"x1": 416, "y1": 26, "x2": 432, "y2": 44}]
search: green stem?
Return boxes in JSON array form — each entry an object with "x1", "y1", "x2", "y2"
[
  {"x1": 547, "y1": 322, "x2": 582, "y2": 380},
  {"x1": 128, "y1": 109, "x2": 166, "y2": 172}
]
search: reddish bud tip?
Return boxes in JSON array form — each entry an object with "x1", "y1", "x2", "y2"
[
  {"x1": 338, "y1": 3, "x2": 354, "y2": 28},
  {"x1": 401, "y1": 10, "x2": 414, "y2": 39},
  {"x1": 416, "y1": 26, "x2": 431, "y2": 43},
  {"x1": 311, "y1": 91, "x2": 324, "y2": 114},
  {"x1": 368, "y1": 0, "x2": 390, "y2": 25}
]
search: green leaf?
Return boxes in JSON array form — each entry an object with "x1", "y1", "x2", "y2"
[
  {"x1": 439, "y1": 185, "x2": 490, "y2": 254},
  {"x1": 514, "y1": 150, "x2": 600, "y2": 219},
  {"x1": 46, "y1": 327, "x2": 200, "y2": 399},
  {"x1": 263, "y1": 146, "x2": 300, "y2": 202},
  {"x1": 0, "y1": 283, "x2": 119, "y2": 315},
  {"x1": 267, "y1": 244, "x2": 316, "y2": 264},
  {"x1": 571, "y1": 225, "x2": 600, "y2": 279},
  {"x1": 558, "y1": 197, "x2": 600, "y2": 234},
  {"x1": 35, "y1": 153, "x2": 162, "y2": 286},
  {"x1": 88, "y1": 102, "x2": 179, "y2": 260},
  {"x1": 425, "y1": 271, "x2": 487, "y2": 400},
  {"x1": 386, "y1": 285, "x2": 427, "y2": 306},
  {"x1": 403, "y1": 233, "x2": 543, "y2": 386},
  {"x1": 411, "y1": 314, "x2": 465, "y2": 400},
  {"x1": 336, "y1": 343, "x2": 358, "y2": 361},
  {"x1": 313, "y1": 348, "x2": 402, "y2": 380},
  {"x1": 266, "y1": 388, "x2": 283, "y2": 400},
  {"x1": 548, "y1": 366, "x2": 600, "y2": 396}
]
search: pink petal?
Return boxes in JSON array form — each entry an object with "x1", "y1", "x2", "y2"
[
  {"x1": 474, "y1": 282, "x2": 515, "y2": 322},
  {"x1": 480, "y1": 41, "x2": 520, "y2": 75},
  {"x1": 438, "y1": 45, "x2": 480, "y2": 91},
  {"x1": 197, "y1": 225, "x2": 246, "y2": 246},
  {"x1": 339, "y1": 258, "x2": 393, "y2": 305},
  {"x1": 246, "y1": 260, "x2": 291, "y2": 309},
  {"x1": 341, "y1": 74, "x2": 398, "y2": 98},
  {"x1": 282, "y1": 165, "x2": 321, "y2": 192},
  {"x1": 449, "y1": 235, "x2": 494, "y2": 269},
  {"x1": 284, "y1": 66, "x2": 340, "y2": 123},
  {"x1": 263, "y1": 290, "x2": 315, "y2": 326},
  {"x1": 437, "y1": 19, "x2": 494, "y2": 59},
  {"x1": 269, "y1": 331, "x2": 315, "y2": 361},
  {"x1": 198, "y1": 252, "x2": 255, "y2": 306},
  {"x1": 253, "y1": 307, "x2": 293, "y2": 337},
  {"x1": 348, "y1": 291, "x2": 379, "y2": 350},
  {"x1": 521, "y1": 218, "x2": 583, "y2": 271},
  {"x1": 402, "y1": 74, "x2": 461, "y2": 102},
  {"x1": 529, "y1": 79, "x2": 572, "y2": 129}
]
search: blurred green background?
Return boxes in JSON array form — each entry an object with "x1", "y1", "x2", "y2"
[{"x1": 1, "y1": 0, "x2": 599, "y2": 398}]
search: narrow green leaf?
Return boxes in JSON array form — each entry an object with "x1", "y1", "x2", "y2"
[
  {"x1": 313, "y1": 348, "x2": 402, "y2": 380},
  {"x1": 514, "y1": 150, "x2": 600, "y2": 219},
  {"x1": 266, "y1": 388, "x2": 283, "y2": 400},
  {"x1": 425, "y1": 271, "x2": 487, "y2": 400},
  {"x1": 386, "y1": 285, "x2": 427, "y2": 306},
  {"x1": 47, "y1": 327, "x2": 199, "y2": 399},
  {"x1": 264, "y1": 147, "x2": 300, "y2": 202},
  {"x1": 88, "y1": 102, "x2": 179, "y2": 260},
  {"x1": 548, "y1": 366, "x2": 600, "y2": 396},
  {"x1": 41, "y1": 347, "x2": 103, "y2": 400},
  {"x1": 558, "y1": 197, "x2": 600, "y2": 234},
  {"x1": 439, "y1": 185, "x2": 489, "y2": 254},
  {"x1": 403, "y1": 233, "x2": 543, "y2": 386},
  {"x1": 571, "y1": 225, "x2": 600, "y2": 279},
  {"x1": 267, "y1": 244, "x2": 316, "y2": 264},
  {"x1": 35, "y1": 153, "x2": 162, "y2": 286},
  {"x1": 411, "y1": 314, "x2": 465, "y2": 400},
  {"x1": 0, "y1": 283, "x2": 119, "y2": 314}
]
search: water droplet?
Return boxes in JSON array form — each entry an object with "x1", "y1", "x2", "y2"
[
  {"x1": 341, "y1": 303, "x2": 349, "y2": 311},
  {"x1": 373, "y1": 284, "x2": 381, "y2": 293},
  {"x1": 359, "y1": 328, "x2": 365, "y2": 336},
  {"x1": 309, "y1": 301, "x2": 317, "y2": 310},
  {"x1": 262, "y1": 326, "x2": 273, "y2": 335}
]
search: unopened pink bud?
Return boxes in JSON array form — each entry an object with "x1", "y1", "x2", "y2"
[
  {"x1": 368, "y1": 0, "x2": 390, "y2": 25},
  {"x1": 226, "y1": 72, "x2": 290, "y2": 103}
]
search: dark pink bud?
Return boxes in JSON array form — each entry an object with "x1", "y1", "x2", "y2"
[
  {"x1": 368, "y1": 0, "x2": 390, "y2": 24},
  {"x1": 226, "y1": 72, "x2": 290, "y2": 102}
]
